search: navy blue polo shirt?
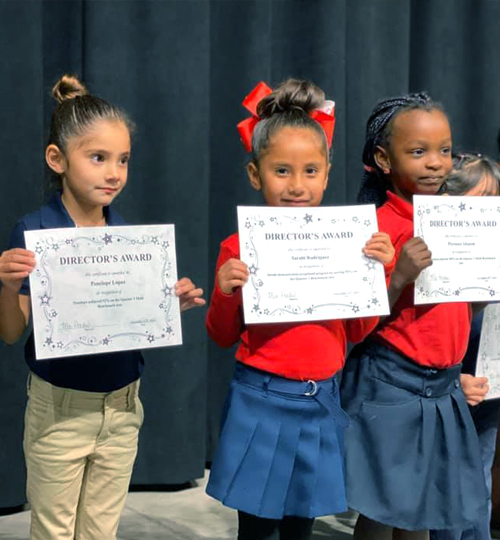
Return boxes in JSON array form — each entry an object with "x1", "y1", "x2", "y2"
[{"x1": 7, "y1": 192, "x2": 144, "y2": 392}]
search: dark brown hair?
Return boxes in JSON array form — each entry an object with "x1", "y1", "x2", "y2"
[{"x1": 251, "y1": 79, "x2": 329, "y2": 164}]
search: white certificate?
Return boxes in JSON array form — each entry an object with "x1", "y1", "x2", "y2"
[
  {"x1": 25, "y1": 225, "x2": 182, "y2": 360},
  {"x1": 476, "y1": 304, "x2": 500, "y2": 400},
  {"x1": 414, "y1": 195, "x2": 500, "y2": 304},
  {"x1": 237, "y1": 205, "x2": 390, "y2": 324}
]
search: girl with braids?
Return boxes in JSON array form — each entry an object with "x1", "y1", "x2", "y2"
[
  {"x1": 205, "y1": 79, "x2": 395, "y2": 540},
  {"x1": 0, "y1": 74, "x2": 204, "y2": 540},
  {"x1": 340, "y1": 94, "x2": 488, "y2": 539}
]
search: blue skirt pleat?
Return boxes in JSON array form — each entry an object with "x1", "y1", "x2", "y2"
[
  {"x1": 340, "y1": 341, "x2": 488, "y2": 531},
  {"x1": 207, "y1": 363, "x2": 348, "y2": 519}
]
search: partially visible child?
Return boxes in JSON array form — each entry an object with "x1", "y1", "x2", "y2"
[
  {"x1": 206, "y1": 79, "x2": 394, "y2": 540},
  {"x1": 431, "y1": 152, "x2": 500, "y2": 540},
  {"x1": 0, "y1": 74, "x2": 204, "y2": 540},
  {"x1": 341, "y1": 94, "x2": 489, "y2": 540}
]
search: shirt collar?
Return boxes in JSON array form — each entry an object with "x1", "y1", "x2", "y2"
[
  {"x1": 40, "y1": 192, "x2": 126, "y2": 228},
  {"x1": 385, "y1": 190, "x2": 413, "y2": 221}
]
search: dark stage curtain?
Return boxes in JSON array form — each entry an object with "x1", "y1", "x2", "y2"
[{"x1": 1, "y1": 0, "x2": 499, "y2": 508}]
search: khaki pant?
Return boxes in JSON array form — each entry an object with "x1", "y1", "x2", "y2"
[{"x1": 24, "y1": 373, "x2": 144, "y2": 540}]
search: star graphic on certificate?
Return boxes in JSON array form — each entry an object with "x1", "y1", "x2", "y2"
[
  {"x1": 45, "y1": 337, "x2": 53, "y2": 346},
  {"x1": 162, "y1": 241, "x2": 169, "y2": 249},
  {"x1": 304, "y1": 214, "x2": 313, "y2": 224},
  {"x1": 35, "y1": 244, "x2": 44, "y2": 254},
  {"x1": 147, "y1": 334, "x2": 155, "y2": 343},
  {"x1": 162, "y1": 286, "x2": 173, "y2": 297},
  {"x1": 102, "y1": 337, "x2": 110, "y2": 345},
  {"x1": 365, "y1": 260, "x2": 375, "y2": 270},
  {"x1": 40, "y1": 293, "x2": 51, "y2": 305},
  {"x1": 103, "y1": 233, "x2": 113, "y2": 244},
  {"x1": 164, "y1": 325, "x2": 173, "y2": 335},
  {"x1": 248, "y1": 264, "x2": 259, "y2": 275},
  {"x1": 57, "y1": 342, "x2": 63, "y2": 348},
  {"x1": 459, "y1": 202, "x2": 466, "y2": 211},
  {"x1": 253, "y1": 304, "x2": 260, "y2": 312},
  {"x1": 306, "y1": 307, "x2": 314, "y2": 314},
  {"x1": 51, "y1": 243, "x2": 60, "y2": 251},
  {"x1": 351, "y1": 305, "x2": 360, "y2": 313},
  {"x1": 364, "y1": 220, "x2": 371, "y2": 227}
]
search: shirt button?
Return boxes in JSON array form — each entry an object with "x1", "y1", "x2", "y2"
[{"x1": 425, "y1": 388, "x2": 433, "y2": 397}]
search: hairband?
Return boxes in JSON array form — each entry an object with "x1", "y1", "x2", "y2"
[{"x1": 237, "y1": 81, "x2": 336, "y2": 153}]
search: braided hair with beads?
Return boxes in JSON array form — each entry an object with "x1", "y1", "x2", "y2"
[{"x1": 357, "y1": 92, "x2": 444, "y2": 207}]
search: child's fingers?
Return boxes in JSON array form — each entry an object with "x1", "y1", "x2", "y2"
[
  {"x1": 466, "y1": 387, "x2": 489, "y2": 406},
  {"x1": 466, "y1": 397, "x2": 485, "y2": 407},
  {"x1": 0, "y1": 259, "x2": 36, "y2": 272},
  {"x1": 363, "y1": 245, "x2": 390, "y2": 256},
  {"x1": 220, "y1": 278, "x2": 247, "y2": 294},
  {"x1": 364, "y1": 239, "x2": 391, "y2": 249},
  {"x1": 225, "y1": 269, "x2": 249, "y2": 281},
  {"x1": 221, "y1": 259, "x2": 249, "y2": 273},
  {"x1": 0, "y1": 249, "x2": 36, "y2": 264},
  {"x1": 180, "y1": 295, "x2": 206, "y2": 312},
  {"x1": 178, "y1": 287, "x2": 204, "y2": 300},
  {"x1": 0, "y1": 270, "x2": 31, "y2": 281},
  {"x1": 0, "y1": 257, "x2": 36, "y2": 272},
  {"x1": 2, "y1": 248, "x2": 36, "y2": 257}
]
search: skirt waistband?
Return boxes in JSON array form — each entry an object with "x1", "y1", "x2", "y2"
[
  {"x1": 355, "y1": 342, "x2": 461, "y2": 398},
  {"x1": 234, "y1": 363, "x2": 349, "y2": 428}
]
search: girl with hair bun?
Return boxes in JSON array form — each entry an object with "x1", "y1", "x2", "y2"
[
  {"x1": 0, "y1": 74, "x2": 204, "y2": 540},
  {"x1": 205, "y1": 79, "x2": 395, "y2": 540},
  {"x1": 340, "y1": 95, "x2": 489, "y2": 539}
]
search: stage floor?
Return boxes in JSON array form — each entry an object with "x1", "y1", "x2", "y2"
[{"x1": 0, "y1": 471, "x2": 356, "y2": 539}]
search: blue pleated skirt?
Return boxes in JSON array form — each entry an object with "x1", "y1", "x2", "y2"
[
  {"x1": 340, "y1": 341, "x2": 488, "y2": 531},
  {"x1": 206, "y1": 362, "x2": 350, "y2": 519}
]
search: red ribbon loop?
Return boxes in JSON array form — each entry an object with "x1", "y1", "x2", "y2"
[
  {"x1": 310, "y1": 108, "x2": 335, "y2": 149},
  {"x1": 237, "y1": 82, "x2": 273, "y2": 153}
]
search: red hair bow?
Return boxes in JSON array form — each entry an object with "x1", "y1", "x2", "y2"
[{"x1": 237, "y1": 81, "x2": 336, "y2": 152}]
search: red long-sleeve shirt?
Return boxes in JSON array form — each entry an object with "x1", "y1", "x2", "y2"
[
  {"x1": 373, "y1": 191, "x2": 472, "y2": 368},
  {"x1": 206, "y1": 233, "x2": 387, "y2": 381}
]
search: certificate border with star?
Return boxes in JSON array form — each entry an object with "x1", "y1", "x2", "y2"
[
  {"x1": 414, "y1": 195, "x2": 500, "y2": 304},
  {"x1": 25, "y1": 224, "x2": 182, "y2": 359},
  {"x1": 237, "y1": 205, "x2": 390, "y2": 324}
]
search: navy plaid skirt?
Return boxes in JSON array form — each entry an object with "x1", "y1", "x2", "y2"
[
  {"x1": 340, "y1": 341, "x2": 488, "y2": 531},
  {"x1": 207, "y1": 362, "x2": 350, "y2": 519}
]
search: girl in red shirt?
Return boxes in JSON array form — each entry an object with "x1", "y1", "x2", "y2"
[
  {"x1": 206, "y1": 79, "x2": 394, "y2": 540},
  {"x1": 340, "y1": 94, "x2": 488, "y2": 540}
]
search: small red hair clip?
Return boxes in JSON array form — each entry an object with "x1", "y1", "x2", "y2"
[
  {"x1": 237, "y1": 81, "x2": 336, "y2": 152},
  {"x1": 237, "y1": 82, "x2": 273, "y2": 153}
]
